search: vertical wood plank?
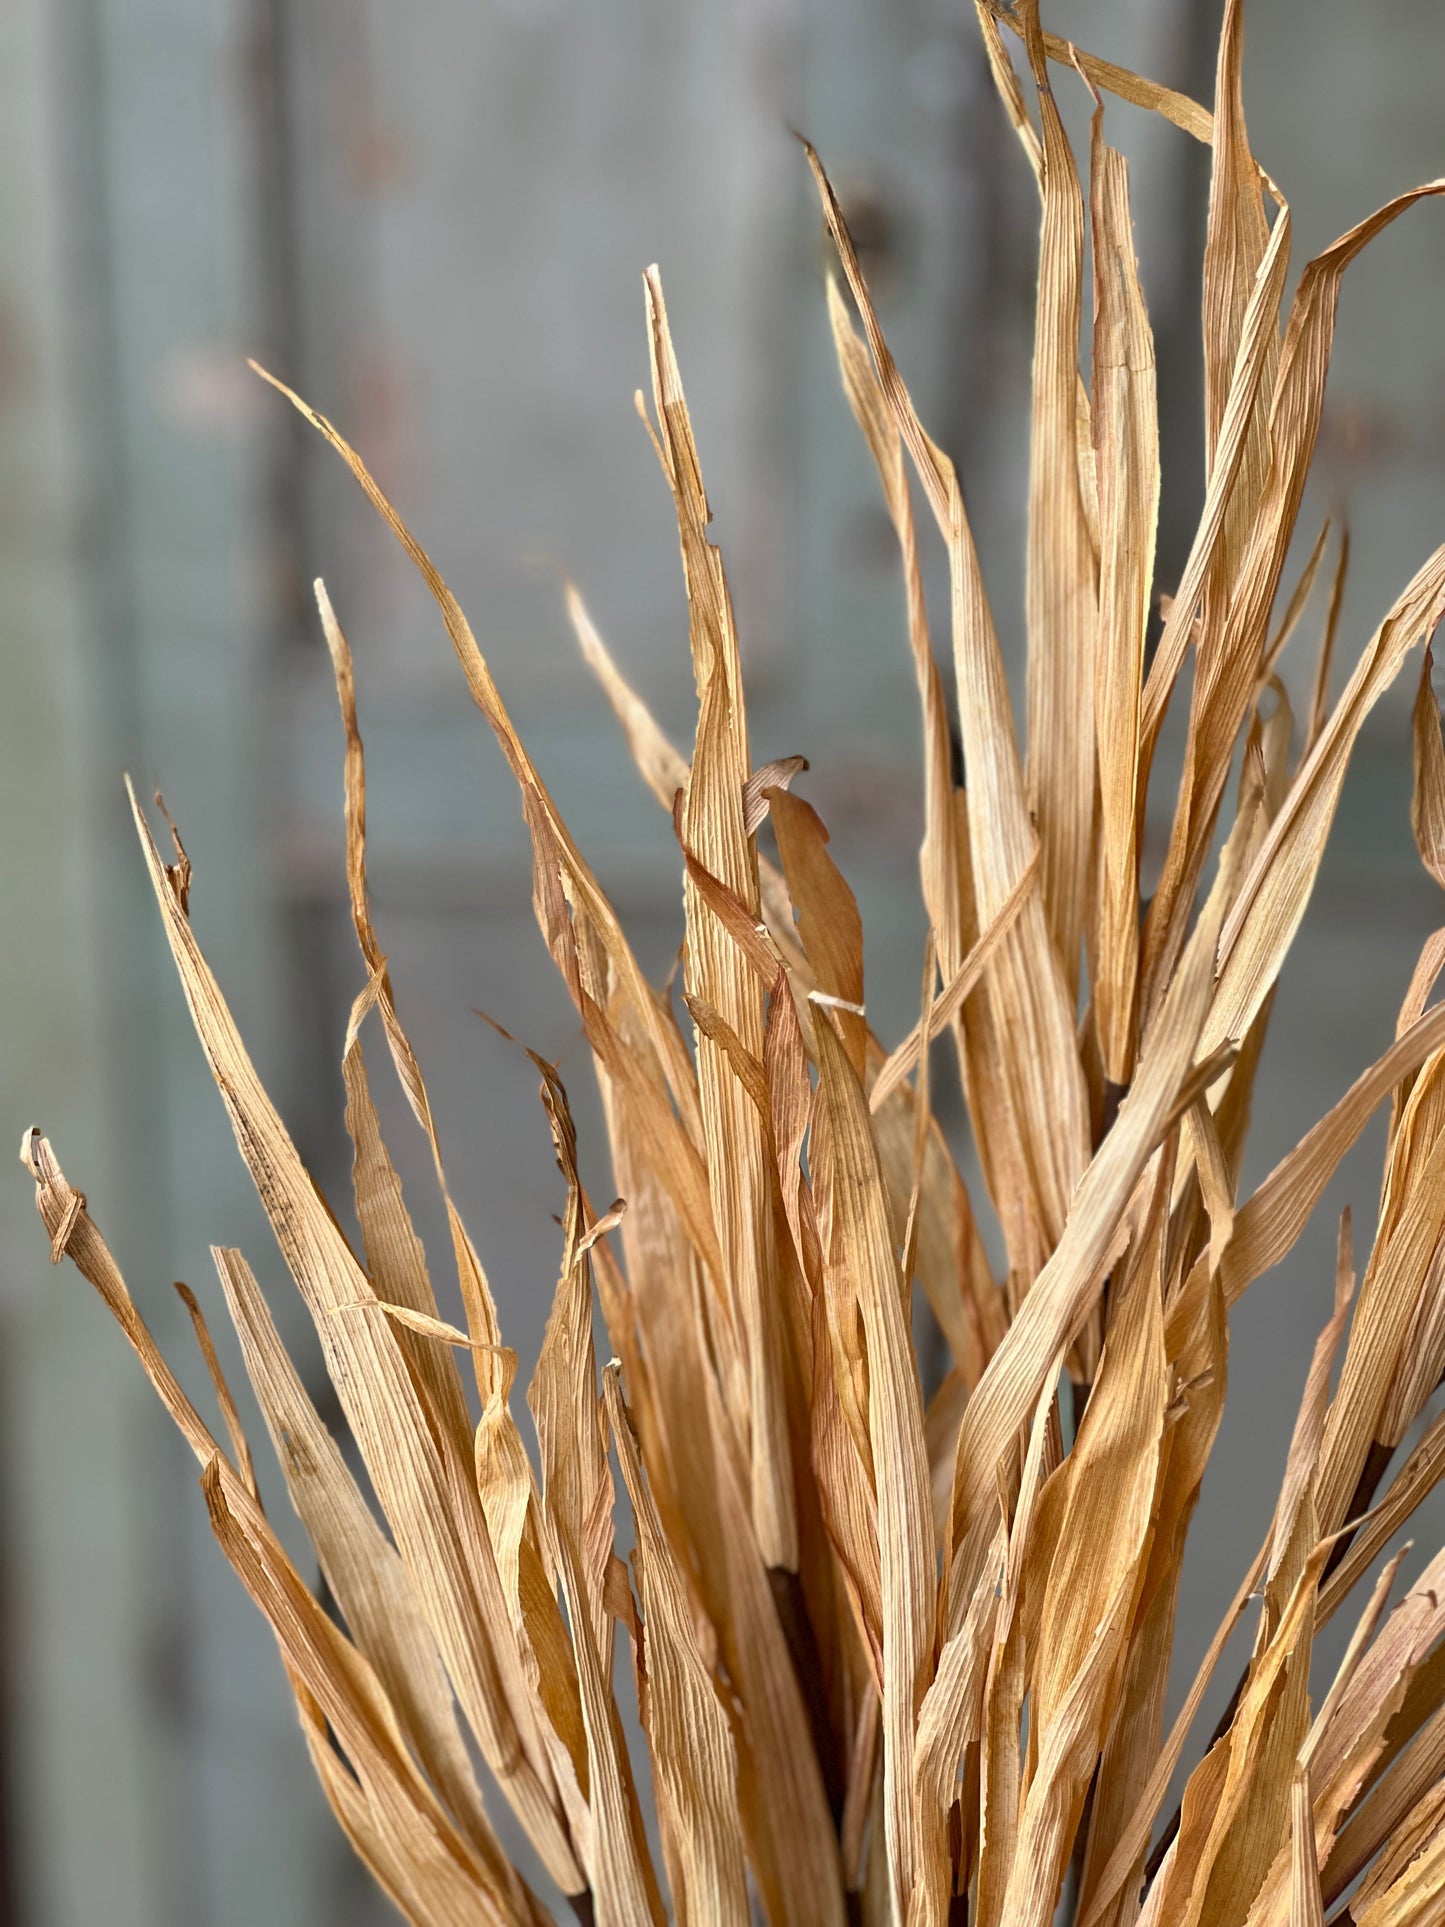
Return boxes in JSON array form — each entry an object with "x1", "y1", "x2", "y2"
[{"x1": 0, "y1": 0, "x2": 168, "y2": 1919}]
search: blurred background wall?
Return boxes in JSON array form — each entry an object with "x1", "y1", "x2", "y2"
[{"x1": 2, "y1": 0, "x2": 1444, "y2": 1920}]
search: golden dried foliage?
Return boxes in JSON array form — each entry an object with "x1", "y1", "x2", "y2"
[{"x1": 24, "y1": 6, "x2": 1445, "y2": 1922}]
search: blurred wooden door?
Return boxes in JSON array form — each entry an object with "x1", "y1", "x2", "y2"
[{"x1": 8, "y1": 0, "x2": 1445, "y2": 1922}]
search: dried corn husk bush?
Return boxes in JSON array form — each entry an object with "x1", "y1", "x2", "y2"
[{"x1": 24, "y1": 4, "x2": 1445, "y2": 1922}]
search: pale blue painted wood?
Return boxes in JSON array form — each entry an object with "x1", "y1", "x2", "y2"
[{"x1": 7, "y1": 0, "x2": 1445, "y2": 1921}]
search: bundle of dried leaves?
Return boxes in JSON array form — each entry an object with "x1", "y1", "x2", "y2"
[{"x1": 24, "y1": 4, "x2": 1445, "y2": 1922}]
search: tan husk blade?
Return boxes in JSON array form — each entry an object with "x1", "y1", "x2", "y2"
[
  {"x1": 1087, "y1": 94, "x2": 1158, "y2": 1088},
  {"x1": 604, "y1": 1366, "x2": 750, "y2": 1927},
  {"x1": 1017, "y1": 0, "x2": 1099, "y2": 1010}
]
